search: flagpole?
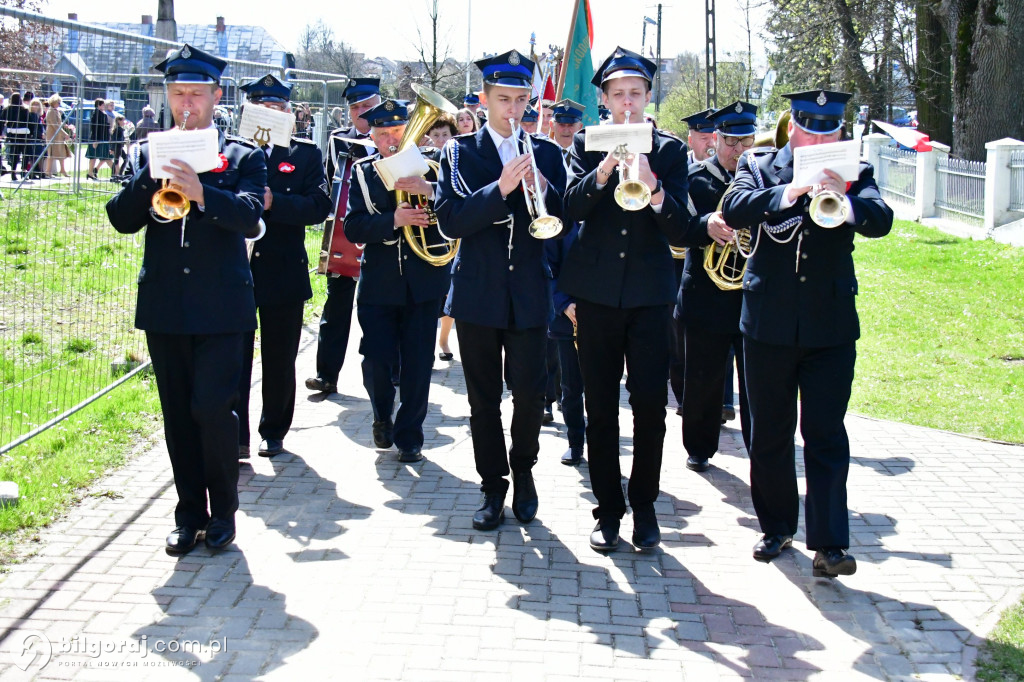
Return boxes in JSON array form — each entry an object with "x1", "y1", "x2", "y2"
[{"x1": 556, "y1": 0, "x2": 582, "y2": 101}]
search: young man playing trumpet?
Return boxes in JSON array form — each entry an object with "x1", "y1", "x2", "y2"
[{"x1": 434, "y1": 49, "x2": 567, "y2": 531}]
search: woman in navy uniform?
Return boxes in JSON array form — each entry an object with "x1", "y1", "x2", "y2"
[
  {"x1": 722, "y1": 90, "x2": 893, "y2": 578},
  {"x1": 561, "y1": 47, "x2": 699, "y2": 553},
  {"x1": 434, "y1": 49, "x2": 567, "y2": 531},
  {"x1": 235, "y1": 75, "x2": 332, "y2": 458},
  {"x1": 344, "y1": 99, "x2": 452, "y2": 463},
  {"x1": 105, "y1": 44, "x2": 267, "y2": 555},
  {"x1": 676, "y1": 101, "x2": 758, "y2": 473},
  {"x1": 306, "y1": 78, "x2": 382, "y2": 396}
]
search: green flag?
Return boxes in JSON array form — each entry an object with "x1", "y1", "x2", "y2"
[{"x1": 558, "y1": 0, "x2": 599, "y2": 126}]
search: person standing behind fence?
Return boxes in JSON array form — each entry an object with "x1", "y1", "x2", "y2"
[
  {"x1": 86, "y1": 97, "x2": 111, "y2": 181},
  {"x1": 1, "y1": 93, "x2": 33, "y2": 182},
  {"x1": 27, "y1": 98, "x2": 45, "y2": 179},
  {"x1": 45, "y1": 94, "x2": 71, "y2": 178},
  {"x1": 110, "y1": 114, "x2": 128, "y2": 181},
  {"x1": 235, "y1": 74, "x2": 331, "y2": 459},
  {"x1": 135, "y1": 106, "x2": 161, "y2": 141},
  {"x1": 106, "y1": 44, "x2": 267, "y2": 556}
]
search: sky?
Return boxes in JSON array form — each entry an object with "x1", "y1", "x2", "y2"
[{"x1": 38, "y1": 0, "x2": 770, "y2": 72}]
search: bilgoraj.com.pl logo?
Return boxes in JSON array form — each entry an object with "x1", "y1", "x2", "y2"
[{"x1": 7, "y1": 631, "x2": 228, "y2": 671}]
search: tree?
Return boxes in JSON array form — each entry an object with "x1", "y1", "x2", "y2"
[
  {"x1": 0, "y1": 0, "x2": 58, "y2": 91},
  {"x1": 914, "y1": 0, "x2": 953, "y2": 144},
  {"x1": 658, "y1": 52, "x2": 756, "y2": 138},
  {"x1": 412, "y1": 0, "x2": 466, "y2": 101},
  {"x1": 294, "y1": 20, "x2": 362, "y2": 105}
]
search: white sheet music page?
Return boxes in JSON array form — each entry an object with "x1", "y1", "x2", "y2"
[
  {"x1": 147, "y1": 127, "x2": 220, "y2": 179},
  {"x1": 372, "y1": 146, "x2": 430, "y2": 191},
  {"x1": 237, "y1": 105, "x2": 295, "y2": 148},
  {"x1": 792, "y1": 140, "x2": 860, "y2": 187},
  {"x1": 584, "y1": 123, "x2": 653, "y2": 153}
]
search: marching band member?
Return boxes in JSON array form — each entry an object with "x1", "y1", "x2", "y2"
[
  {"x1": 682, "y1": 108, "x2": 717, "y2": 164},
  {"x1": 434, "y1": 49, "x2": 567, "y2": 531},
  {"x1": 344, "y1": 99, "x2": 451, "y2": 463},
  {"x1": 676, "y1": 101, "x2": 757, "y2": 474},
  {"x1": 306, "y1": 78, "x2": 381, "y2": 396},
  {"x1": 464, "y1": 92, "x2": 487, "y2": 128},
  {"x1": 722, "y1": 89, "x2": 893, "y2": 577},
  {"x1": 235, "y1": 75, "x2": 331, "y2": 458},
  {"x1": 561, "y1": 47, "x2": 698, "y2": 552},
  {"x1": 519, "y1": 105, "x2": 540, "y2": 135},
  {"x1": 106, "y1": 44, "x2": 266, "y2": 555},
  {"x1": 550, "y1": 99, "x2": 585, "y2": 159}
]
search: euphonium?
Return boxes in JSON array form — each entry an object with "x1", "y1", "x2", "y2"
[
  {"x1": 613, "y1": 111, "x2": 652, "y2": 211},
  {"x1": 702, "y1": 189, "x2": 750, "y2": 291},
  {"x1": 510, "y1": 118, "x2": 563, "y2": 239},
  {"x1": 152, "y1": 110, "x2": 192, "y2": 221},
  {"x1": 395, "y1": 84, "x2": 461, "y2": 266}
]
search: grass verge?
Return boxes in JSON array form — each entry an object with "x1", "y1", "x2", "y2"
[{"x1": 977, "y1": 599, "x2": 1024, "y2": 681}]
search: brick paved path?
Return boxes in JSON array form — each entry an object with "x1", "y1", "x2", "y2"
[{"x1": 1, "y1": 318, "x2": 1022, "y2": 680}]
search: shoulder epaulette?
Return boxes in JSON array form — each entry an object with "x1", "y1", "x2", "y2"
[
  {"x1": 292, "y1": 136, "x2": 317, "y2": 145},
  {"x1": 226, "y1": 135, "x2": 258, "y2": 150},
  {"x1": 657, "y1": 129, "x2": 683, "y2": 142},
  {"x1": 353, "y1": 154, "x2": 377, "y2": 164},
  {"x1": 748, "y1": 146, "x2": 776, "y2": 155},
  {"x1": 418, "y1": 144, "x2": 438, "y2": 153},
  {"x1": 532, "y1": 135, "x2": 561, "y2": 150}
]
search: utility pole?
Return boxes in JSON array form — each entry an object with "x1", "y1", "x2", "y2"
[
  {"x1": 464, "y1": 0, "x2": 472, "y2": 95},
  {"x1": 705, "y1": 0, "x2": 717, "y2": 109},
  {"x1": 655, "y1": 4, "x2": 663, "y2": 116}
]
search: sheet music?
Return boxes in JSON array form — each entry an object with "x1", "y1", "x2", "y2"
[
  {"x1": 372, "y1": 146, "x2": 430, "y2": 191},
  {"x1": 237, "y1": 105, "x2": 295, "y2": 148},
  {"x1": 792, "y1": 140, "x2": 860, "y2": 186},
  {"x1": 584, "y1": 123, "x2": 653, "y2": 153},
  {"x1": 147, "y1": 127, "x2": 220, "y2": 179}
]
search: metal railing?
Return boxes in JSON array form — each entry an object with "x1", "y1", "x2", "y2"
[
  {"x1": 1010, "y1": 150, "x2": 1024, "y2": 214},
  {"x1": 877, "y1": 146, "x2": 916, "y2": 207},
  {"x1": 935, "y1": 156, "x2": 986, "y2": 225}
]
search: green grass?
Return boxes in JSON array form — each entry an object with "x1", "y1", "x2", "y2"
[
  {"x1": 978, "y1": 599, "x2": 1024, "y2": 681},
  {"x1": 853, "y1": 219, "x2": 1024, "y2": 443}
]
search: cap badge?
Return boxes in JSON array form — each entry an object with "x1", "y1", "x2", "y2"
[
  {"x1": 508, "y1": 52, "x2": 521, "y2": 66},
  {"x1": 384, "y1": 100, "x2": 395, "y2": 111},
  {"x1": 816, "y1": 91, "x2": 828, "y2": 107},
  {"x1": 263, "y1": 76, "x2": 273, "y2": 86},
  {"x1": 735, "y1": 102, "x2": 743, "y2": 114},
  {"x1": 180, "y1": 45, "x2": 191, "y2": 60}
]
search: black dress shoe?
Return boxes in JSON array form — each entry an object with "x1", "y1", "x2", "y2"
[
  {"x1": 560, "y1": 447, "x2": 584, "y2": 466},
  {"x1": 165, "y1": 526, "x2": 204, "y2": 556},
  {"x1": 304, "y1": 377, "x2": 337, "y2": 394},
  {"x1": 372, "y1": 419, "x2": 394, "y2": 449},
  {"x1": 472, "y1": 492, "x2": 506, "y2": 531},
  {"x1": 542, "y1": 405, "x2": 554, "y2": 424},
  {"x1": 258, "y1": 439, "x2": 284, "y2": 457},
  {"x1": 752, "y1": 534, "x2": 793, "y2": 563},
  {"x1": 398, "y1": 447, "x2": 423, "y2": 463},
  {"x1": 812, "y1": 548, "x2": 858, "y2": 577},
  {"x1": 686, "y1": 456, "x2": 711, "y2": 472},
  {"x1": 205, "y1": 518, "x2": 236, "y2": 550},
  {"x1": 631, "y1": 506, "x2": 661, "y2": 550},
  {"x1": 676, "y1": 406, "x2": 683, "y2": 417},
  {"x1": 438, "y1": 351, "x2": 454, "y2": 361},
  {"x1": 511, "y1": 471, "x2": 538, "y2": 523},
  {"x1": 722, "y1": 405, "x2": 736, "y2": 422},
  {"x1": 238, "y1": 445, "x2": 250, "y2": 460},
  {"x1": 590, "y1": 519, "x2": 621, "y2": 552}
]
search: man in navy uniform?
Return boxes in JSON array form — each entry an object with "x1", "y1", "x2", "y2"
[
  {"x1": 344, "y1": 99, "x2": 451, "y2": 463},
  {"x1": 550, "y1": 99, "x2": 585, "y2": 157},
  {"x1": 676, "y1": 101, "x2": 758, "y2": 474},
  {"x1": 306, "y1": 78, "x2": 382, "y2": 396},
  {"x1": 236, "y1": 74, "x2": 332, "y2": 458},
  {"x1": 682, "y1": 108, "x2": 717, "y2": 164},
  {"x1": 519, "y1": 105, "x2": 540, "y2": 135},
  {"x1": 561, "y1": 47, "x2": 697, "y2": 553},
  {"x1": 434, "y1": 49, "x2": 567, "y2": 531},
  {"x1": 106, "y1": 44, "x2": 266, "y2": 555},
  {"x1": 722, "y1": 90, "x2": 893, "y2": 578}
]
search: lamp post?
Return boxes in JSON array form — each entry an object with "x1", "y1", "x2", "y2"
[{"x1": 641, "y1": 16, "x2": 657, "y2": 56}]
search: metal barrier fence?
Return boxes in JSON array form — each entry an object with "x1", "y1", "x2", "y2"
[
  {"x1": 1010, "y1": 150, "x2": 1024, "y2": 214},
  {"x1": 0, "y1": 10, "x2": 344, "y2": 454},
  {"x1": 876, "y1": 146, "x2": 917, "y2": 208},
  {"x1": 935, "y1": 156, "x2": 987, "y2": 226}
]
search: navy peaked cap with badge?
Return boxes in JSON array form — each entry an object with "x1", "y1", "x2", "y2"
[
  {"x1": 591, "y1": 46, "x2": 656, "y2": 88},
  {"x1": 521, "y1": 105, "x2": 539, "y2": 123},
  {"x1": 360, "y1": 99, "x2": 410, "y2": 127},
  {"x1": 475, "y1": 50, "x2": 535, "y2": 89},
  {"x1": 708, "y1": 101, "x2": 758, "y2": 136},
  {"x1": 681, "y1": 108, "x2": 716, "y2": 132},
  {"x1": 240, "y1": 74, "x2": 292, "y2": 103},
  {"x1": 463, "y1": 93, "x2": 480, "y2": 105},
  {"x1": 783, "y1": 90, "x2": 852, "y2": 134},
  {"x1": 552, "y1": 99, "x2": 584, "y2": 124},
  {"x1": 154, "y1": 44, "x2": 226, "y2": 84},
  {"x1": 343, "y1": 78, "x2": 381, "y2": 105}
]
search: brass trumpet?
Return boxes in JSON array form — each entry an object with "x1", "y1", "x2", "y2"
[
  {"x1": 809, "y1": 190, "x2": 849, "y2": 228},
  {"x1": 612, "y1": 111, "x2": 652, "y2": 211},
  {"x1": 152, "y1": 110, "x2": 191, "y2": 221},
  {"x1": 510, "y1": 117, "x2": 562, "y2": 239}
]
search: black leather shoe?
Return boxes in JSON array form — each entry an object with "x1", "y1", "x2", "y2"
[
  {"x1": 676, "y1": 406, "x2": 683, "y2": 417},
  {"x1": 238, "y1": 445, "x2": 250, "y2": 460},
  {"x1": 258, "y1": 439, "x2": 284, "y2": 457},
  {"x1": 511, "y1": 471, "x2": 538, "y2": 523},
  {"x1": 752, "y1": 534, "x2": 793, "y2": 563},
  {"x1": 590, "y1": 519, "x2": 621, "y2": 552},
  {"x1": 472, "y1": 492, "x2": 506, "y2": 531},
  {"x1": 812, "y1": 548, "x2": 858, "y2": 577},
  {"x1": 372, "y1": 419, "x2": 394, "y2": 449},
  {"x1": 686, "y1": 456, "x2": 711, "y2": 472},
  {"x1": 631, "y1": 506, "x2": 661, "y2": 550},
  {"x1": 398, "y1": 447, "x2": 423, "y2": 463},
  {"x1": 304, "y1": 377, "x2": 337, "y2": 394},
  {"x1": 722, "y1": 405, "x2": 736, "y2": 422},
  {"x1": 438, "y1": 351, "x2": 454, "y2": 361},
  {"x1": 542, "y1": 405, "x2": 554, "y2": 424},
  {"x1": 205, "y1": 518, "x2": 236, "y2": 551},
  {"x1": 560, "y1": 447, "x2": 584, "y2": 466},
  {"x1": 165, "y1": 526, "x2": 204, "y2": 556}
]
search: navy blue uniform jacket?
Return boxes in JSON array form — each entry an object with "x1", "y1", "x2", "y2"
[
  {"x1": 105, "y1": 132, "x2": 266, "y2": 335},
  {"x1": 545, "y1": 223, "x2": 580, "y2": 340},
  {"x1": 252, "y1": 138, "x2": 331, "y2": 307},
  {"x1": 560, "y1": 128, "x2": 700, "y2": 308},
  {"x1": 344, "y1": 153, "x2": 452, "y2": 306},
  {"x1": 721, "y1": 144, "x2": 893, "y2": 347},
  {"x1": 434, "y1": 128, "x2": 567, "y2": 329}
]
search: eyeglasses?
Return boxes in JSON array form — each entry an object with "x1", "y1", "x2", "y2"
[{"x1": 722, "y1": 135, "x2": 755, "y2": 147}]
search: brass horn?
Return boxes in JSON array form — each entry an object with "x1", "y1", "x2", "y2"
[
  {"x1": 613, "y1": 111, "x2": 652, "y2": 211},
  {"x1": 395, "y1": 84, "x2": 461, "y2": 266},
  {"x1": 152, "y1": 110, "x2": 192, "y2": 221},
  {"x1": 753, "y1": 110, "x2": 791, "y2": 150},
  {"x1": 702, "y1": 187, "x2": 751, "y2": 291}
]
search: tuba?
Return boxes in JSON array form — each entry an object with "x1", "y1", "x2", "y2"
[
  {"x1": 394, "y1": 84, "x2": 460, "y2": 266},
  {"x1": 152, "y1": 110, "x2": 192, "y2": 221}
]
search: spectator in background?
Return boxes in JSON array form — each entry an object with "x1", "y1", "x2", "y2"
[
  {"x1": 109, "y1": 114, "x2": 127, "y2": 180},
  {"x1": 135, "y1": 105, "x2": 160, "y2": 141},
  {"x1": 213, "y1": 106, "x2": 230, "y2": 134},
  {"x1": 2, "y1": 93, "x2": 34, "y2": 181},
  {"x1": 327, "y1": 106, "x2": 344, "y2": 132},
  {"x1": 27, "y1": 98, "x2": 45, "y2": 179},
  {"x1": 294, "y1": 102, "x2": 312, "y2": 139},
  {"x1": 455, "y1": 108, "x2": 478, "y2": 135},
  {"x1": 86, "y1": 97, "x2": 111, "y2": 180},
  {"x1": 45, "y1": 93, "x2": 71, "y2": 178},
  {"x1": 426, "y1": 113, "x2": 459, "y2": 363}
]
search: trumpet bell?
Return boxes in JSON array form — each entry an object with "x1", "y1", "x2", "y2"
[
  {"x1": 614, "y1": 180, "x2": 652, "y2": 211},
  {"x1": 152, "y1": 181, "x2": 190, "y2": 221},
  {"x1": 809, "y1": 190, "x2": 848, "y2": 228},
  {"x1": 529, "y1": 215, "x2": 563, "y2": 240}
]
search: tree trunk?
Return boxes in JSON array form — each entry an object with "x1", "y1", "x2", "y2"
[
  {"x1": 915, "y1": 0, "x2": 954, "y2": 144},
  {"x1": 830, "y1": 0, "x2": 887, "y2": 123}
]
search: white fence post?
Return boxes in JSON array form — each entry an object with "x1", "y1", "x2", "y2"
[
  {"x1": 984, "y1": 138, "x2": 1024, "y2": 233},
  {"x1": 915, "y1": 141, "x2": 949, "y2": 220},
  {"x1": 862, "y1": 133, "x2": 888, "y2": 169}
]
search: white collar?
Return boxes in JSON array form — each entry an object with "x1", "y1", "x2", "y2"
[{"x1": 484, "y1": 122, "x2": 520, "y2": 152}]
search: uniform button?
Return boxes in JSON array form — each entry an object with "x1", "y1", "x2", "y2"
[
  {"x1": 621, "y1": 229, "x2": 627, "y2": 236},
  {"x1": 801, "y1": 252, "x2": 808, "y2": 259},
  {"x1": 183, "y1": 267, "x2": 191, "y2": 274},
  {"x1": 403, "y1": 255, "x2": 408, "y2": 260},
  {"x1": 851, "y1": 286, "x2": 856, "y2": 292},
  {"x1": 799, "y1": 275, "x2": 807, "y2": 282},
  {"x1": 255, "y1": 251, "x2": 261, "y2": 257},
  {"x1": 804, "y1": 229, "x2": 811, "y2": 236},
  {"x1": 619, "y1": 252, "x2": 625, "y2": 259},
  {"x1": 509, "y1": 245, "x2": 514, "y2": 250},
  {"x1": 183, "y1": 241, "x2": 190, "y2": 248},
  {"x1": 286, "y1": 187, "x2": 291, "y2": 192},
  {"x1": 508, "y1": 264, "x2": 514, "y2": 271}
]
